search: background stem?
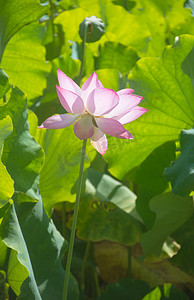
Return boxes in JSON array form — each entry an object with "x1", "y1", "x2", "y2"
[
  {"x1": 81, "y1": 240, "x2": 91, "y2": 292},
  {"x1": 62, "y1": 202, "x2": 67, "y2": 239},
  {"x1": 128, "y1": 246, "x2": 131, "y2": 277},
  {"x1": 93, "y1": 266, "x2": 100, "y2": 298},
  {"x1": 62, "y1": 139, "x2": 87, "y2": 300}
]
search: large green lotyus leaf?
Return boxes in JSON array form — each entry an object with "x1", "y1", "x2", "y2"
[
  {"x1": 0, "y1": 193, "x2": 79, "y2": 299},
  {"x1": 76, "y1": 0, "x2": 194, "y2": 57},
  {"x1": 0, "y1": 0, "x2": 49, "y2": 61},
  {"x1": 86, "y1": 168, "x2": 139, "y2": 216},
  {"x1": 0, "y1": 87, "x2": 44, "y2": 200},
  {"x1": 0, "y1": 68, "x2": 10, "y2": 101},
  {"x1": 95, "y1": 42, "x2": 139, "y2": 74},
  {"x1": 0, "y1": 116, "x2": 14, "y2": 208},
  {"x1": 1, "y1": 24, "x2": 51, "y2": 103},
  {"x1": 70, "y1": 168, "x2": 142, "y2": 246},
  {"x1": 104, "y1": 34, "x2": 194, "y2": 179},
  {"x1": 164, "y1": 129, "x2": 194, "y2": 195},
  {"x1": 0, "y1": 70, "x2": 14, "y2": 207},
  {"x1": 141, "y1": 192, "x2": 193, "y2": 256},
  {"x1": 33, "y1": 122, "x2": 91, "y2": 215},
  {"x1": 135, "y1": 141, "x2": 176, "y2": 229},
  {"x1": 1, "y1": 202, "x2": 41, "y2": 299}
]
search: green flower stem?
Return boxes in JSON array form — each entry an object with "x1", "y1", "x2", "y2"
[
  {"x1": 81, "y1": 240, "x2": 91, "y2": 292},
  {"x1": 62, "y1": 139, "x2": 87, "y2": 300},
  {"x1": 77, "y1": 22, "x2": 88, "y2": 85}
]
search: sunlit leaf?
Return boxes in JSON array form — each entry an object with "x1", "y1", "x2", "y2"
[
  {"x1": 1, "y1": 24, "x2": 51, "y2": 103},
  {"x1": 52, "y1": 52, "x2": 80, "y2": 80},
  {"x1": 109, "y1": 0, "x2": 194, "y2": 56},
  {"x1": 95, "y1": 42, "x2": 138, "y2": 74},
  {"x1": 105, "y1": 35, "x2": 194, "y2": 179},
  {"x1": 129, "y1": 0, "x2": 194, "y2": 54},
  {"x1": 54, "y1": 7, "x2": 87, "y2": 45},
  {"x1": 34, "y1": 125, "x2": 90, "y2": 215},
  {"x1": 7, "y1": 250, "x2": 29, "y2": 296},
  {"x1": 56, "y1": 0, "x2": 194, "y2": 59},
  {"x1": 107, "y1": 0, "x2": 166, "y2": 57},
  {"x1": 165, "y1": 0, "x2": 194, "y2": 42},
  {"x1": 0, "y1": 0, "x2": 49, "y2": 61},
  {"x1": 162, "y1": 284, "x2": 189, "y2": 300},
  {"x1": 95, "y1": 69, "x2": 121, "y2": 90},
  {"x1": 0, "y1": 87, "x2": 44, "y2": 200},
  {"x1": 0, "y1": 116, "x2": 14, "y2": 208},
  {"x1": 86, "y1": 168, "x2": 139, "y2": 216},
  {"x1": 142, "y1": 287, "x2": 161, "y2": 300},
  {"x1": 47, "y1": 51, "x2": 80, "y2": 103},
  {"x1": 0, "y1": 237, "x2": 8, "y2": 270}
]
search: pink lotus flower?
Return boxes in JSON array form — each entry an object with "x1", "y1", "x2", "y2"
[{"x1": 39, "y1": 70, "x2": 148, "y2": 155}]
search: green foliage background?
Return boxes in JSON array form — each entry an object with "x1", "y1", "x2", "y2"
[{"x1": 0, "y1": 0, "x2": 194, "y2": 299}]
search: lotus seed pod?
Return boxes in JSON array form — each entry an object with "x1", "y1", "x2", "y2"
[{"x1": 79, "y1": 16, "x2": 105, "y2": 43}]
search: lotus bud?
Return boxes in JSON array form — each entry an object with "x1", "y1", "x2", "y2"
[{"x1": 79, "y1": 16, "x2": 105, "y2": 43}]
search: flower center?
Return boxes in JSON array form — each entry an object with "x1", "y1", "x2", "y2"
[
  {"x1": 92, "y1": 117, "x2": 98, "y2": 127},
  {"x1": 83, "y1": 107, "x2": 104, "y2": 128}
]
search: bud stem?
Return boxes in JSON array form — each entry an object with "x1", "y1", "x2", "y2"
[
  {"x1": 77, "y1": 22, "x2": 88, "y2": 85},
  {"x1": 62, "y1": 139, "x2": 87, "y2": 300},
  {"x1": 49, "y1": 0, "x2": 57, "y2": 58}
]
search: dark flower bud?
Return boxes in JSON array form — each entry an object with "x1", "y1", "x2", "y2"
[{"x1": 79, "y1": 16, "x2": 105, "y2": 43}]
